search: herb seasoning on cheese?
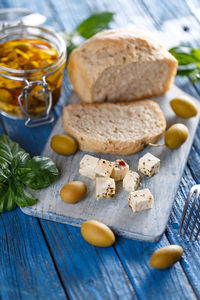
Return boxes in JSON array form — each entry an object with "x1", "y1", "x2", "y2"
[
  {"x1": 128, "y1": 188, "x2": 154, "y2": 212},
  {"x1": 95, "y1": 177, "x2": 115, "y2": 199},
  {"x1": 123, "y1": 170, "x2": 140, "y2": 191},
  {"x1": 138, "y1": 153, "x2": 160, "y2": 177}
]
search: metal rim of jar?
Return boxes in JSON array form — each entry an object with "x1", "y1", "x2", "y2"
[{"x1": 0, "y1": 24, "x2": 66, "y2": 79}]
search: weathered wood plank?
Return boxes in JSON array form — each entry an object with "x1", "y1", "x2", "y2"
[
  {"x1": 0, "y1": 2, "x2": 67, "y2": 298},
  {"x1": 115, "y1": 234, "x2": 196, "y2": 300},
  {"x1": 29, "y1": 0, "x2": 199, "y2": 299},
  {"x1": 166, "y1": 167, "x2": 200, "y2": 298},
  {"x1": 1, "y1": 115, "x2": 137, "y2": 299},
  {"x1": 44, "y1": 0, "x2": 92, "y2": 33},
  {"x1": 88, "y1": 0, "x2": 200, "y2": 297},
  {"x1": 0, "y1": 0, "x2": 137, "y2": 298},
  {"x1": 0, "y1": 0, "x2": 199, "y2": 299},
  {"x1": 87, "y1": 0, "x2": 156, "y2": 31},
  {"x1": 96, "y1": 1, "x2": 200, "y2": 298},
  {"x1": 0, "y1": 209, "x2": 67, "y2": 300},
  {"x1": 0, "y1": 1, "x2": 68, "y2": 299},
  {"x1": 136, "y1": 1, "x2": 200, "y2": 298},
  {"x1": 188, "y1": 127, "x2": 200, "y2": 184},
  {"x1": 40, "y1": 220, "x2": 137, "y2": 300},
  {"x1": 0, "y1": 0, "x2": 139, "y2": 299},
  {"x1": 141, "y1": 0, "x2": 194, "y2": 27}
]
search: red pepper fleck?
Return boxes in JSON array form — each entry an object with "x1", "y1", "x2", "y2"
[{"x1": 119, "y1": 160, "x2": 126, "y2": 167}]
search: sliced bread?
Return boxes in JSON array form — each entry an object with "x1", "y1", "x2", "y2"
[
  {"x1": 68, "y1": 29, "x2": 177, "y2": 103},
  {"x1": 62, "y1": 100, "x2": 166, "y2": 155}
]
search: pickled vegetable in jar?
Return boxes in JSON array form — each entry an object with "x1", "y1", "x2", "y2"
[
  {"x1": 0, "y1": 39, "x2": 59, "y2": 70},
  {"x1": 0, "y1": 25, "x2": 66, "y2": 122}
]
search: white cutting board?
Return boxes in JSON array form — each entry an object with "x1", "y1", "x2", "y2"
[{"x1": 21, "y1": 85, "x2": 199, "y2": 242}]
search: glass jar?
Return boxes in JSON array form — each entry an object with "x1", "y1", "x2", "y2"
[{"x1": 0, "y1": 24, "x2": 66, "y2": 127}]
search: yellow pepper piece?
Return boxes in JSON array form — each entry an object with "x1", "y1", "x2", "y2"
[
  {"x1": 0, "y1": 38, "x2": 59, "y2": 70},
  {"x1": 14, "y1": 42, "x2": 31, "y2": 51},
  {"x1": 0, "y1": 88, "x2": 13, "y2": 103}
]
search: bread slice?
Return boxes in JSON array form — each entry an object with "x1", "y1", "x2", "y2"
[
  {"x1": 68, "y1": 29, "x2": 177, "y2": 103},
  {"x1": 62, "y1": 100, "x2": 166, "y2": 155}
]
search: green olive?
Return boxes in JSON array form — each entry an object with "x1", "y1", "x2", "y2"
[
  {"x1": 60, "y1": 181, "x2": 87, "y2": 204},
  {"x1": 170, "y1": 96, "x2": 198, "y2": 118},
  {"x1": 50, "y1": 134, "x2": 77, "y2": 155},
  {"x1": 149, "y1": 245, "x2": 183, "y2": 269},
  {"x1": 81, "y1": 220, "x2": 115, "y2": 247},
  {"x1": 164, "y1": 123, "x2": 189, "y2": 149}
]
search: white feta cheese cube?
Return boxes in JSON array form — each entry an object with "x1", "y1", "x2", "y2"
[
  {"x1": 128, "y1": 188, "x2": 154, "y2": 212},
  {"x1": 138, "y1": 153, "x2": 160, "y2": 177},
  {"x1": 79, "y1": 154, "x2": 99, "y2": 179},
  {"x1": 95, "y1": 158, "x2": 114, "y2": 178},
  {"x1": 95, "y1": 177, "x2": 115, "y2": 199},
  {"x1": 123, "y1": 170, "x2": 140, "y2": 191},
  {"x1": 111, "y1": 159, "x2": 129, "y2": 181}
]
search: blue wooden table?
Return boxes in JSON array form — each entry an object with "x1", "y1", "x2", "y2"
[{"x1": 0, "y1": 1, "x2": 200, "y2": 299}]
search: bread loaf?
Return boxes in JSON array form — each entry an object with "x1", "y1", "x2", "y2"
[
  {"x1": 68, "y1": 29, "x2": 177, "y2": 103},
  {"x1": 62, "y1": 100, "x2": 166, "y2": 155}
]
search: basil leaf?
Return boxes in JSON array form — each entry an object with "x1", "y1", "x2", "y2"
[
  {"x1": 177, "y1": 64, "x2": 199, "y2": 76},
  {"x1": 15, "y1": 167, "x2": 32, "y2": 178},
  {"x1": 0, "y1": 134, "x2": 25, "y2": 165},
  {"x1": 170, "y1": 51, "x2": 197, "y2": 65},
  {"x1": 169, "y1": 45, "x2": 193, "y2": 55},
  {"x1": 0, "y1": 182, "x2": 15, "y2": 212},
  {"x1": 191, "y1": 48, "x2": 200, "y2": 61},
  {"x1": 21, "y1": 156, "x2": 59, "y2": 190},
  {"x1": 0, "y1": 158, "x2": 11, "y2": 183},
  {"x1": 13, "y1": 180, "x2": 38, "y2": 207},
  {"x1": 169, "y1": 45, "x2": 200, "y2": 80},
  {"x1": 0, "y1": 179, "x2": 37, "y2": 211},
  {"x1": 76, "y1": 12, "x2": 114, "y2": 39},
  {"x1": 11, "y1": 152, "x2": 30, "y2": 173},
  {"x1": 0, "y1": 134, "x2": 59, "y2": 213},
  {"x1": 169, "y1": 45, "x2": 200, "y2": 67},
  {"x1": 11, "y1": 151, "x2": 32, "y2": 182}
]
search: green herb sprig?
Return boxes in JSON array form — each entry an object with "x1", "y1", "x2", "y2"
[
  {"x1": 169, "y1": 45, "x2": 200, "y2": 83},
  {"x1": 0, "y1": 134, "x2": 59, "y2": 213},
  {"x1": 63, "y1": 12, "x2": 114, "y2": 58}
]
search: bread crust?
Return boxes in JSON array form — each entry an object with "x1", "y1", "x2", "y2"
[
  {"x1": 62, "y1": 100, "x2": 166, "y2": 155},
  {"x1": 68, "y1": 29, "x2": 177, "y2": 103}
]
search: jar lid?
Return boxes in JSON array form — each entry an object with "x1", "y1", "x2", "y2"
[{"x1": 0, "y1": 8, "x2": 46, "y2": 27}]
